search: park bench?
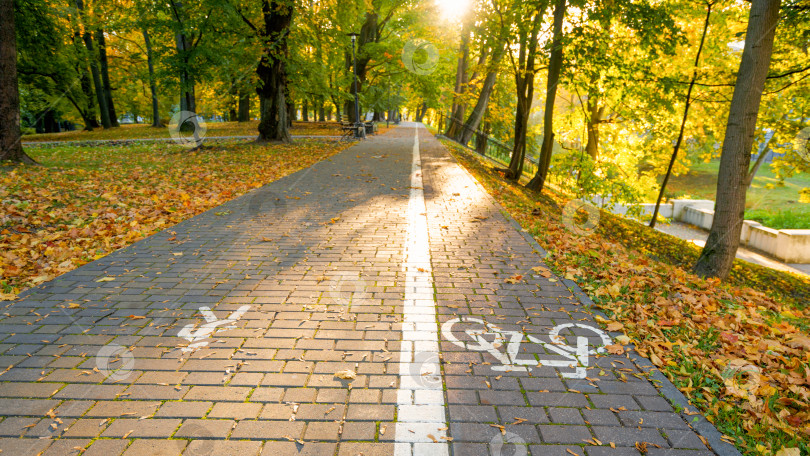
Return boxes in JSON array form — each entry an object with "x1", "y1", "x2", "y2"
[{"x1": 338, "y1": 115, "x2": 375, "y2": 139}]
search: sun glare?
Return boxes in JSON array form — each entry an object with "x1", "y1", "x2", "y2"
[{"x1": 436, "y1": 0, "x2": 471, "y2": 21}]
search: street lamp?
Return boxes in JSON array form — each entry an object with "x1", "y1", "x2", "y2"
[{"x1": 347, "y1": 32, "x2": 363, "y2": 138}]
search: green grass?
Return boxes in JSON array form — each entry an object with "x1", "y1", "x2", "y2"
[
  {"x1": 664, "y1": 159, "x2": 810, "y2": 229},
  {"x1": 745, "y1": 208, "x2": 810, "y2": 229}
]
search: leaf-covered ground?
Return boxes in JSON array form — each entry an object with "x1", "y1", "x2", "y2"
[
  {"x1": 1, "y1": 139, "x2": 352, "y2": 296},
  {"x1": 442, "y1": 139, "x2": 810, "y2": 455},
  {"x1": 21, "y1": 121, "x2": 360, "y2": 142}
]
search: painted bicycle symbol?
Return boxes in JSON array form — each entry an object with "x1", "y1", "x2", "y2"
[
  {"x1": 177, "y1": 305, "x2": 250, "y2": 352},
  {"x1": 441, "y1": 317, "x2": 612, "y2": 378}
]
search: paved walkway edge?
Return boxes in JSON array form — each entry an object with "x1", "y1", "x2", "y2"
[{"x1": 437, "y1": 134, "x2": 743, "y2": 456}]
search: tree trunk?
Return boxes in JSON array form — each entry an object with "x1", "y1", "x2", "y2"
[
  {"x1": 585, "y1": 98, "x2": 604, "y2": 160},
  {"x1": 0, "y1": 0, "x2": 35, "y2": 164},
  {"x1": 177, "y1": 35, "x2": 195, "y2": 113},
  {"x1": 287, "y1": 100, "x2": 296, "y2": 123},
  {"x1": 459, "y1": 70, "x2": 498, "y2": 145},
  {"x1": 76, "y1": 0, "x2": 111, "y2": 129},
  {"x1": 256, "y1": 0, "x2": 293, "y2": 142},
  {"x1": 317, "y1": 96, "x2": 325, "y2": 122},
  {"x1": 238, "y1": 91, "x2": 250, "y2": 121},
  {"x1": 415, "y1": 102, "x2": 427, "y2": 123},
  {"x1": 96, "y1": 28, "x2": 119, "y2": 127},
  {"x1": 446, "y1": 21, "x2": 472, "y2": 139},
  {"x1": 527, "y1": 0, "x2": 567, "y2": 191},
  {"x1": 142, "y1": 28, "x2": 160, "y2": 127},
  {"x1": 693, "y1": 0, "x2": 781, "y2": 279},
  {"x1": 476, "y1": 121, "x2": 490, "y2": 155},
  {"x1": 506, "y1": 8, "x2": 545, "y2": 180},
  {"x1": 302, "y1": 99, "x2": 309, "y2": 122}
]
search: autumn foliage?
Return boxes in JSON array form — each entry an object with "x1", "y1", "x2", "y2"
[
  {"x1": 445, "y1": 140, "x2": 810, "y2": 454},
  {"x1": 0, "y1": 139, "x2": 351, "y2": 297}
]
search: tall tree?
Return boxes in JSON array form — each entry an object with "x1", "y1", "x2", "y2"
[
  {"x1": 95, "y1": 28, "x2": 119, "y2": 127},
  {"x1": 693, "y1": 0, "x2": 782, "y2": 279},
  {"x1": 649, "y1": 1, "x2": 714, "y2": 228},
  {"x1": 170, "y1": 1, "x2": 196, "y2": 112},
  {"x1": 0, "y1": 0, "x2": 35, "y2": 163},
  {"x1": 526, "y1": 0, "x2": 567, "y2": 190},
  {"x1": 75, "y1": 0, "x2": 111, "y2": 128},
  {"x1": 141, "y1": 27, "x2": 160, "y2": 126},
  {"x1": 457, "y1": 6, "x2": 511, "y2": 145},
  {"x1": 233, "y1": 0, "x2": 294, "y2": 141},
  {"x1": 505, "y1": 1, "x2": 545, "y2": 180},
  {"x1": 446, "y1": 17, "x2": 473, "y2": 138}
]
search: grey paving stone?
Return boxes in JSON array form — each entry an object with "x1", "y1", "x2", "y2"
[
  {"x1": 0, "y1": 126, "x2": 727, "y2": 456},
  {"x1": 184, "y1": 440, "x2": 263, "y2": 456},
  {"x1": 537, "y1": 425, "x2": 593, "y2": 444}
]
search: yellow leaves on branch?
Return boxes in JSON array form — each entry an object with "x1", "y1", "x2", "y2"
[{"x1": 0, "y1": 140, "x2": 348, "y2": 296}]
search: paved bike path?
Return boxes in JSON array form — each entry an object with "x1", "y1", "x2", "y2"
[{"x1": 0, "y1": 124, "x2": 718, "y2": 455}]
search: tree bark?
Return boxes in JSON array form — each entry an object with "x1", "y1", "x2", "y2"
[
  {"x1": 96, "y1": 28, "x2": 119, "y2": 127},
  {"x1": 302, "y1": 99, "x2": 309, "y2": 122},
  {"x1": 446, "y1": 20, "x2": 472, "y2": 139},
  {"x1": 238, "y1": 90, "x2": 250, "y2": 122},
  {"x1": 415, "y1": 102, "x2": 427, "y2": 123},
  {"x1": 527, "y1": 0, "x2": 567, "y2": 191},
  {"x1": 317, "y1": 96, "x2": 325, "y2": 122},
  {"x1": 585, "y1": 98, "x2": 604, "y2": 160},
  {"x1": 459, "y1": 70, "x2": 498, "y2": 146},
  {"x1": 255, "y1": 0, "x2": 293, "y2": 142},
  {"x1": 76, "y1": 0, "x2": 111, "y2": 129},
  {"x1": 176, "y1": 32, "x2": 195, "y2": 112},
  {"x1": 141, "y1": 27, "x2": 161, "y2": 127},
  {"x1": 506, "y1": 8, "x2": 545, "y2": 180},
  {"x1": 0, "y1": 0, "x2": 35, "y2": 163},
  {"x1": 693, "y1": 0, "x2": 781, "y2": 279},
  {"x1": 346, "y1": 12, "x2": 378, "y2": 123}
]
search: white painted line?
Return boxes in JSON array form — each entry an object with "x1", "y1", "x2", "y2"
[{"x1": 395, "y1": 126, "x2": 449, "y2": 456}]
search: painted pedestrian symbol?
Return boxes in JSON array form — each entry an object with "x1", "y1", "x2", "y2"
[
  {"x1": 177, "y1": 305, "x2": 250, "y2": 352},
  {"x1": 441, "y1": 317, "x2": 611, "y2": 378}
]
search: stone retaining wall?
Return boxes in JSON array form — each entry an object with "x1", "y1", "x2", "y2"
[{"x1": 593, "y1": 197, "x2": 810, "y2": 263}]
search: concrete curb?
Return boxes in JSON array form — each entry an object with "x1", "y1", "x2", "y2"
[{"x1": 436, "y1": 134, "x2": 742, "y2": 456}]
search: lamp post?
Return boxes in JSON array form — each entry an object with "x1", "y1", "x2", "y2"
[{"x1": 347, "y1": 32, "x2": 363, "y2": 138}]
